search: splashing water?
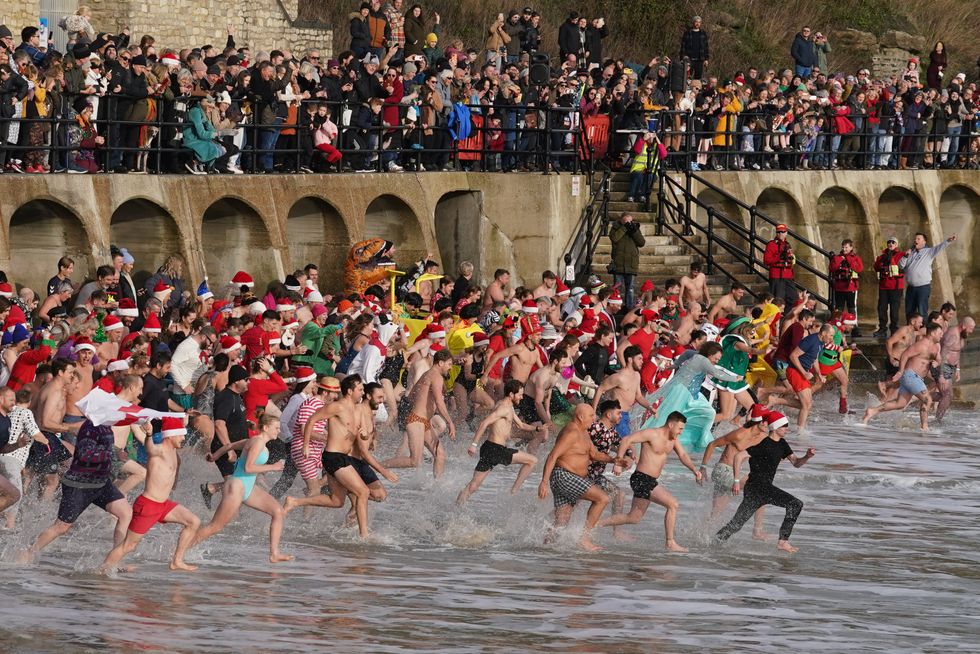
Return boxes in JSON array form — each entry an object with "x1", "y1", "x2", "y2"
[{"x1": 1, "y1": 400, "x2": 978, "y2": 652}]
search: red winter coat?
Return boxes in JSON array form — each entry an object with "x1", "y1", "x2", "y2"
[
  {"x1": 829, "y1": 252, "x2": 864, "y2": 292},
  {"x1": 874, "y1": 249, "x2": 905, "y2": 291},
  {"x1": 763, "y1": 239, "x2": 795, "y2": 279}
]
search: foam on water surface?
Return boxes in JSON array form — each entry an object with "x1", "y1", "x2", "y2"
[{"x1": 1, "y1": 404, "x2": 978, "y2": 652}]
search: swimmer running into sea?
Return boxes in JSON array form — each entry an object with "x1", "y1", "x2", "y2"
[{"x1": 194, "y1": 414, "x2": 293, "y2": 563}]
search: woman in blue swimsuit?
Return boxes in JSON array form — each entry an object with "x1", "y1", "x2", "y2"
[{"x1": 193, "y1": 415, "x2": 294, "y2": 563}]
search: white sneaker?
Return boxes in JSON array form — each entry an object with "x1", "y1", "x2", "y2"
[
  {"x1": 227, "y1": 164, "x2": 244, "y2": 174},
  {"x1": 185, "y1": 162, "x2": 205, "y2": 175},
  {"x1": 387, "y1": 161, "x2": 404, "y2": 172}
]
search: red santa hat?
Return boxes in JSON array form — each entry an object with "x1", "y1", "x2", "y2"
[
  {"x1": 219, "y1": 336, "x2": 241, "y2": 354},
  {"x1": 142, "y1": 313, "x2": 162, "y2": 334},
  {"x1": 640, "y1": 279, "x2": 655, "y2": 293},
  {"x1": 424, "y1": 325, "x2": 447, "y2": 340},
  {"x1": 522, "y1": 299, "x2": 538, "y2": 314},
  {"x1": 841, "y1": 312, "x2": 858, "y2": 326},
  {"x1": 765, "y1": 410, "x2": 789, "y2": 431},
  {"x1": 472, "y1": 332, "x2": 490, "y2": 348},
  {"x1": 656, "y1": 346, "x2": 675, "y2": 360},
  {"x1": 429, "y1": 342, "x2": 444, "y2": 352},
  {"x1": 555, "y1": 280, "x2": 571, "y2": 297},
  {"x1": 0, "y1": 282, "x2": 13, "y2": 298},
  {"x1": 666, "y1": 294, "x2": 679, "y2": 304},
  {"x1": 232, "y1": 271, "x2": 254, "y2": 288},
  {"x1": 107, "y1": 358, "x2": 130, "y2": 372},
  {"x1": 607, "y1": 289, "x2": 623, "y2": 305},
  {"x1": 115, "y1": 298, "x2": 139, "y2": 318},
  {"x1": 266, "y1": 331, "x2": 282, "y2": 347},
  {"x1": 160, "y1": 416, "x2": 187, "y2": 439},
  {"x1": 2, "y1": 305, "x2": 27, "y2": 331},
  {"x1": 102, "y1": 315, "x2": 123, "y2": 331},
  {"x1": 578, "y1": 295, "x2": 593, "y2": 308},
  {"x1": 748, "y1": 403, "x2": 767, "y2": 423},
  {"x1": 73, "y1": 337, "x2": 97, "y2": 353},
  {"x1": 640, "y1": 309, "x2": 658, "y2": 323},
  {"x1": 152, "y1": 280, "x2": 173, "y2": 302},
  {"x1": 276, "y1": 302, "x2": 296, "y2": 313},
  {"x1": 501, "y1": 315, "x2": 519, "y2": 330},
  {"x1": 293, "y1": 366, "x2": 316, "y2": 383}
]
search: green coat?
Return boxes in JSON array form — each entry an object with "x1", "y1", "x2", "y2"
[
  {"x1": 292, "y1": 321, "x2": 342, "y2": 376},
  {"x1": 182, "y1": 105, "x2": 222, "y2": 163},
  {"x1": 609, "y1": 221, "x2": 646, "y2": 275}
]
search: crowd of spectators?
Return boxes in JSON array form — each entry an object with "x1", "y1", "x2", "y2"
[{"x1": 1, "y1": 5, "x2": 978, "y2": 175}]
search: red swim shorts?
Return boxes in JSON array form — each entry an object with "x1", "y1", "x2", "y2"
[
  {"x1": 786, "y1": 367, "x2": 812, "y2": 393},
  {"x1": 128, "y1": 494, "x2": 178, "y2": 535},
  {"x1": 818, "y1": 360, "x2": 843, "y2": 376}
]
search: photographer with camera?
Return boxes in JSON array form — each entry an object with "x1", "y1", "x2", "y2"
[
  {"x1": 609, "y1": 212, "x2": 646, "y2": 309},
  {"x1": 829, "y1": 239, "x2": 864, "y2": 336},
  {"x1": 763, "y1": 224, "x2": 798, "y2": 305}
]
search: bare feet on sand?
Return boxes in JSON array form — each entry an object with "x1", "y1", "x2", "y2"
[
  {"x1": 270, "y1": 553, "x2": 294, "y2": 563},
  {"x1": 776, "y1": 539, "x2": 798, "y2": 553},
  {"x1": 579, "y1": 535, "x2": 604, "y2": 552},
  {"x1": 665, "y1": 540, "x2": 689, "y2": 553}
]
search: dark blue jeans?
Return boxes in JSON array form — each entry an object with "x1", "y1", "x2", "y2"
[
  {"x1": 613, "y1": 273, "x2": 636, "y2": 308},
  {"x1": 905, "y1": 283, "x2": 930, "y2": 321},
  {"x1": 257, "y1": 117, "x2": 283, "y2": 172}
]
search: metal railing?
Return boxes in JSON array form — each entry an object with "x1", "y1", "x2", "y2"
[
  {"x1": 600, "y1": 106, "x2": 978, "y2": 172},
  {"x1": 563, "y1": 163, "x2": 610, "y2": 284},
  {"x1": 0, "y1": 95, "x2": 588, "y2": 175},
  {"x1": 657, "y1": 167, "x2": 835, "y2": 306}
]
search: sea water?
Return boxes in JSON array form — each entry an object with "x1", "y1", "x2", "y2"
[{"x1": 1, "y1": 401, "x2": 978, "y2": 653}]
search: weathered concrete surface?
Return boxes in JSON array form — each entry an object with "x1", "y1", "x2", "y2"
[
  {"x1": 687, "y1": 170, "x2": 980, "y2": 318},
  {"x1": 0, "y1": 172, "x2": 589, "y2": 295}
]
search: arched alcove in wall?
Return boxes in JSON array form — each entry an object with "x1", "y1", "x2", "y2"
[
  {"x1": 110, "y1": 199, "x2": 184, "y2": 292},
  {"x1": 202, "y1": 198, "x2": 278, "y2": 290},
  {"x1": 286, "y1": 197, "x2": 350, "y2": 294},
  {"x1": 939, "y1": 185, "x2": 980, "y2": 314},
  {"x1": 363, "y1": 195, "x2": 427, "y2": 269},
  {"x1": 8, "y1": 199, "x2": 92, "y2": 294}
]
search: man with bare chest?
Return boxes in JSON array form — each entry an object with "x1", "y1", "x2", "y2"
[
  {"x1": 286, "y1": 374, "x2": 374, "y2": 536},
  {"x1": 384, "y1": 350, "x2": 456, "y2": 477},
  {"x1": 592, "y1": 346, "x2": 653, "y2": 438},
  {"x1": 679, "y1": 261, "x2": 711, "y2": 307}
]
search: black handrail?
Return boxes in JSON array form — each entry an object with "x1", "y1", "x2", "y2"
[
  {"x1": 563, "y1": 163, "x2": 610, "y2": 284},
  {"x1": 658, "y1": 167, "x2": 834, "y2": 306}
]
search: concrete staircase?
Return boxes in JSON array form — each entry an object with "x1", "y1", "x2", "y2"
[{"x1": 589, "y1": 173, "x2": 762, "y2": 300}]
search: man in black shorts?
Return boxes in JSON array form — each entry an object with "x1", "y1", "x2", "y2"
[
  {"x1": 349, "y1": 383, "x2": 399, "y2": 502},
  {"x1": 596, "y1": 411, "x2": 702, "y2": 552},
  {"x1": 200, "y1": 365, "x2": 250, "y2": 508},
  {"x1": 457, "y1": 379, "x2": 543, "y2": 506},
  {"x1": 22, "y1": 419, "x2": 132, "y2": 562}
]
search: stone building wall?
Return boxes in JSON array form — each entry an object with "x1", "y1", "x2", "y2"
[
  {"x1": 82, "y1": 0, "x2": 331, "y2": 55},
  {"x1": 3, "y1": 0, "x2": 40, "y2": 36}
]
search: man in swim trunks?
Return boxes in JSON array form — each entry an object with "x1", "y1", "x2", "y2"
[
  {"x1": 758, "y1": 324, "x2": 836, "y2": 429},
  {"x1": 591, "y1": 346, "x2": 652, "y2": 438},
  {"x1": 596, "y1": 411, "x2": 702, "y2": 551},
  {"x1": 383, "y1": 349, "x2": 456, "y2": 478},
  {"x1": 100, "y1": 416, "x2": 201, "y2": 573},
  {"x1": 538, "y1": 404, "x2": 622, "y2": 551},
  {"x1": 863, "y1": 321, "x2": 943, "y2": 431},
  {"x1": 457, "y1": 379, "x2": 544, "y2": 506},
  {"x1": 350, "y1": 382, "x2": 399, "y2": 504},
  {"x1": 29, "y1": 358, "x2": 80, "y2": 499},
  {"x1": 586, "y1": 399, "x2": 634, "y2": 540},
  {"x1": 699, "y1": 403, "x2": 770, "y2": 536},
  {"x1": 935, "y1": 317, "x2": 974, "y2": 423},
  {"x1": 22, "y1": 415, "x2": 133, "y2": 562},
  {"x1": 514, "y1": 347, "x2": 571, "y2": 454},
  {"x1": 482, "y1": 318, "x2": 543, "y2": 385},
  {"x1": 285, "y1": 375, "x2": 373, "y2": 537}
]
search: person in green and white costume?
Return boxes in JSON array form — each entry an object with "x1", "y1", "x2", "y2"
[
  {"x1": 640, "y1": 342, "x2": 742, "y2": 451},
  {"x1": 714, "y1": 317, "x2": 769, "y2": 426}
]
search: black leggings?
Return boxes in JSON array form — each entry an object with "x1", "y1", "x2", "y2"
[
  {"x1": 716, "y1": 483, "x2": 803, "y2": 541},
  {"x1": 268, "y1": 453, "x2": 298, "y2": 500}
]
